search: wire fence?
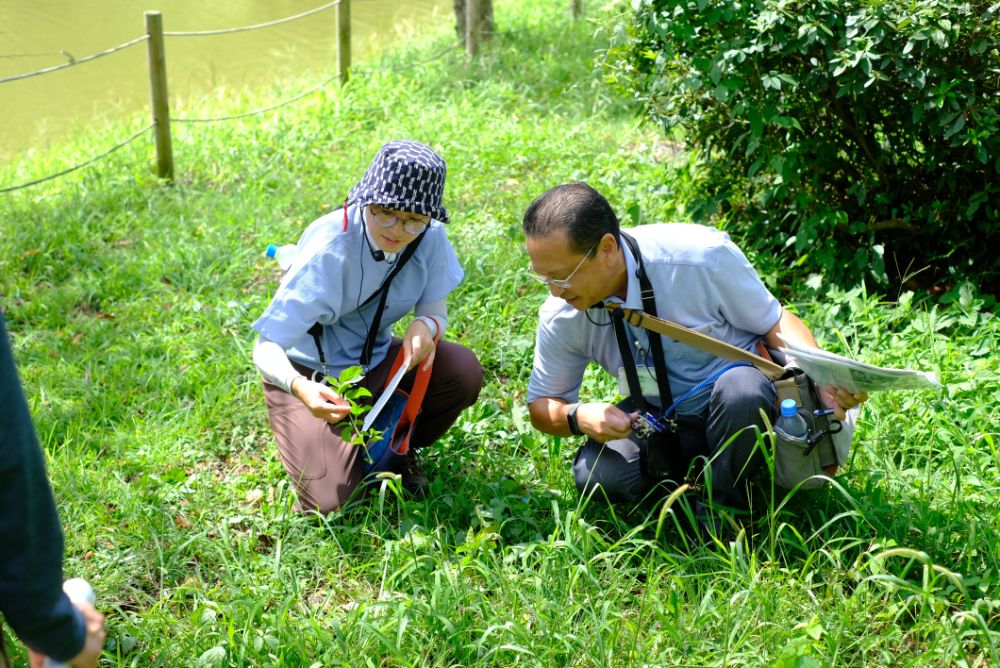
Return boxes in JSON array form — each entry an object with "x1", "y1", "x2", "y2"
[
  {"x1": 162, "y1": 0, "x2": 341, "y2": 37},
  {"x1": 0, "y1": 35, "x2": 149, "y2": 85},
  {"x1": 0, "y1": 0, "x2": 450, "y2": 193},
  {"x1": 0, "y1": 0, "x2": 576, "y2": 194},
  {"x1": 171, "y1": 43, "x2": 454, "y2": 124},
  {"x1": 0, "y1": 125, "x2": 154, "y2": 194}
]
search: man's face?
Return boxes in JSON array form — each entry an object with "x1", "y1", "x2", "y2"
[{"x1": 525, "y1": 231, "x2": 615, "y2": 310}]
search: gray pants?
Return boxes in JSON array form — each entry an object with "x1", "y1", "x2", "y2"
[{"x1": 573, "y1": 365, "x2": 775, "y2": 507}]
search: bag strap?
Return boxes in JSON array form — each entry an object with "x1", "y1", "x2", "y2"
[
  {"x1": 358, "y1": 230, "x2": 426, "y2": 368},
  {"x1": 604, "y1": 304, "x2": 786, "y2": 380},
  {"x1": 610, "y1": 307, "x2": 652, "y2": 411},
  {"x1": 607, "y1": 231, "x2": 674, "y2": 410},
  {"x1": 381, "y1": 316, "x2": 442, "y2": 454},
  {"x1": 623, "y1": 232, "x2": 674, "y2": 406}
]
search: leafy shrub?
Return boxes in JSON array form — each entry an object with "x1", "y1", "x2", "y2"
[{"x1": 600, "y1": 0, "x2": 1000, "y2": 293}]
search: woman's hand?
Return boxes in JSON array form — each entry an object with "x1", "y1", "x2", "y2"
[
  {"x1": 402, "y1": 319, "x2": 436, "y2": 371},
  {"x1": 821, "y1": 385, "x2": 869, "y2": 421},
  {"x1": 290, "y1": 376, "x2": 351, "y2": 424}
]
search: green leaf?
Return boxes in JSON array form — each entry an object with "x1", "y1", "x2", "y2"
[
  {"x1": 339, "y1": 365, "x2": 364, "y2": 384},
  {"x1": 749, "y1": 107, "x2": 764, "y2": 137},
  {"x1": 777, "y1": 73, "x2": 798, "y2": 88},
  {"x1": 944, "y1": 113, "x2": 966, "y2": 139}
]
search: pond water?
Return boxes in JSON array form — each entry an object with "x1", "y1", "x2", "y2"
[{"x1": 0, "y1": 0, "x2": 450, "y2": 160}]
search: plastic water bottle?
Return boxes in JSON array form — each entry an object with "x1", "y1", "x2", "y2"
[
  {"x1": 43, "y1": 579, "x2": 95, "y2": 668},
  {"x1": 265, "y1": 243, "x2": 298, "y2": 271},
  {"x1": 775, "y1": 398, "x2": 809, "y2": 440}
]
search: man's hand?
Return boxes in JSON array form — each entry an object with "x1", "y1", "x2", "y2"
[
  {"x1": 28, "y1": 601, "x2": 105, "y2": 668},
  {"x1": 402, "y1": 319, "x2": 436, "y2": 371},
  {"x1": 290, "y1": 377, "x2": 351, "y2": 424},
  {"x1": 821, "y1": 385, "x2": 869, "y2": 421},
  {"x1": 573, "y1": 402, "x2": 638, "y2": 443}
]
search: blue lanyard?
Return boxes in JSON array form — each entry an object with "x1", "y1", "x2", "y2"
[{"x1": 660, "y1": 361, "x2": 754, "y2": 418}]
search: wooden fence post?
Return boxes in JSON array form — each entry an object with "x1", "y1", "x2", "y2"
[
  {"x1": 145, "y1": 11, "x2": 174, "y2": 180},
  {"x1": 465, "y1": 0, "x2": 480, "y2": 56},
  {"x1": 572, "y1": 0, "x2": 582, "y2": 19},
  {"x1": 337, "y1": 0, "x2": 351, "y2": 84}
]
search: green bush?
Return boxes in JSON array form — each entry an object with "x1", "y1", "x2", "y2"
[{"x1": 600, "y1": 0, "x2": 1000, "y2": 292}]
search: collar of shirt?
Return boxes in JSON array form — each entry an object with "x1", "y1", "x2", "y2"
[{"x1": 600, "y1": 236, "x2": 642, "y2": 310}]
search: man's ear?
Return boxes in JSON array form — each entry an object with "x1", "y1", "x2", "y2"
[{"x1": 598, "y1": 232, "x2": 619, "y2": 259}]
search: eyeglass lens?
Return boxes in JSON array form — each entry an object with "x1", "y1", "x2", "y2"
[
  {"x1": 371, "y1": 206, "x2": 428, "y2": 234},
  {"x1": 529, "y1": 241, "x2": 598, "y2": 289}
]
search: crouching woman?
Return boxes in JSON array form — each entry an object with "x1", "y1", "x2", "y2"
[{"x1": 252, "y1": 140, "x2": 483, "y2": 514}]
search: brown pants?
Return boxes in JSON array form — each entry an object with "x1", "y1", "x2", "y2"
[{"x1": 263, "y1": 339, "x2": 483, "y2": 514}]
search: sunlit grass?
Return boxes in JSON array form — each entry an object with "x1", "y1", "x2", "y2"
[{"x1": 1, "y1": 0, "x2": 998, "y2": 665}]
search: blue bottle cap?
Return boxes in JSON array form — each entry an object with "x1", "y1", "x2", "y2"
[
  {"x1": 780, "y1": 398, "x2": 798, "y2": 416},
  {"x1": 265, "y1": 243, "x2": 277, "y2": 258}
]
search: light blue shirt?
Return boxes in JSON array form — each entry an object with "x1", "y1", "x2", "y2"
[
  {"x1": 253, "y1": 205, "x2": 463, "y2": 376},
  {"x1": 527, "y1": 223, "x2": 782, "y2": 415}
]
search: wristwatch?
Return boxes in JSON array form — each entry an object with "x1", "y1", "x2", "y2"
[{"x1": 566, "y1": 403, "x2": 584, "y2": 436}]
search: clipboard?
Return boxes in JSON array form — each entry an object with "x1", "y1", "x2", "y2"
[{"x1": 362, "y1": 356, "x2": 410, "y2": 432}]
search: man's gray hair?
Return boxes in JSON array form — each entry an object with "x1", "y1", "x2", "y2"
[{"x1": 522, "y1": 182, "x2": 619, "y2": 255}]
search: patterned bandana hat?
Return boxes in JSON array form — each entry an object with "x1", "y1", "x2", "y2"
[{"x1": 348, "y1": 140, "x2": 449, "y2": 223}]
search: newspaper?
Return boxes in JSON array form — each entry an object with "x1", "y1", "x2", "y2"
[{"x1": 777, "y1": 334, "x2": 941, "y2": 393}]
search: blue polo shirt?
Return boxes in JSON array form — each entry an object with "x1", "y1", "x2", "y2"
[
  {"x1": 253, "y1": 205, "x2": 463, "y2": 376},
  {"x1": 527, "y1": 223, "x2": 781, "y2": 415}
]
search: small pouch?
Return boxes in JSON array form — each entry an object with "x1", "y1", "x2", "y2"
[
  {"x1": 772, "y1": 367, "x2": 843, "y2": 489},
  {"x1": 639, "y1": 429, "x2": 684, "y2": 480}
]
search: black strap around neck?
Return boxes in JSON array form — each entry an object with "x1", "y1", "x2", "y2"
[
  {"x1": 307, "y1": 220, "x2": 427, "y2": 375},
  {"x1": 609, "y1": 232, "x2": 673, "y2": 410},
  {"x1": 358, "y1": 230, "x2": 425, "y2": 368},
  {"x1": 611, "y1": 307, "x2": 651, "y2": 411}
]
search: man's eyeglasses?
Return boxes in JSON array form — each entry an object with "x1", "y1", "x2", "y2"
[
  {"x1": 369, "y1": 205, "x2": 429, "y2": 235},
  {"x1": 527, "y1": 241, "x2": 599, "y2": 290}
]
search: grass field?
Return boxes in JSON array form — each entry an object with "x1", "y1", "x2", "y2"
[{"x1": 2, "y1": 1, "x2": 999, "y2": 665}]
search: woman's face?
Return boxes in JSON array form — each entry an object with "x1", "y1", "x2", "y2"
[{"x1": 365, "y1": 205, "x2": 430, "y2": 253}]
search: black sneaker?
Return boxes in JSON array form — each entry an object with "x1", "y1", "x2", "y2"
[{"x1": 398, "y1": 450, "x2": 429, "y2": 497}]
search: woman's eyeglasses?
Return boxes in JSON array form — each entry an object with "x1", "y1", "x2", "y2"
[
  {"x1": 369, "y1": 205, "x2": 429, "y2": 235},
  {"x1": 527, "y1": 241, "x2": 598, "y2": 290}
]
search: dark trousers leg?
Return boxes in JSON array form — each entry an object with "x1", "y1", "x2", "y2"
[
  {"x1": 573, "y1": 434, "x2": 650, "y2": 503},
  {"x1": 263, "y1": 381, "x2": 364, "y2": 515},
  {"x1": 572, "y1": 366, "x2": 774, "y2": 507},
  {"x1": 705, "y1": 365, "x2": 775, "y2": 507},
  {"x1": 572, "y1": 398, "x2": 708, "y2": 503}
]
